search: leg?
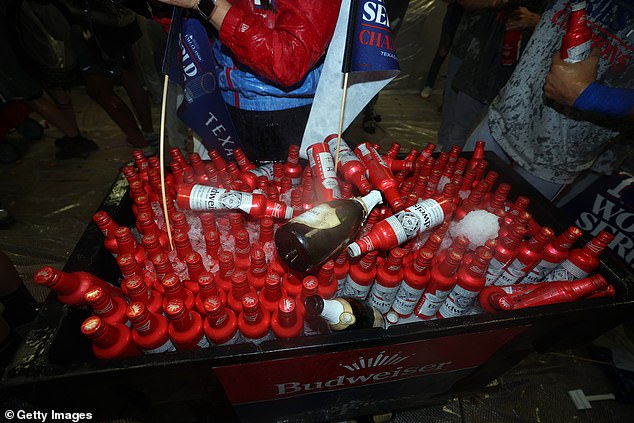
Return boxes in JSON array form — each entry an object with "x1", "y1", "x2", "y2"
[
  {"x1": 25, "y1": 96, "x2": 79, "y2": 138},
  {"x1": 45, "y1": 88, "x2": 79, "y2": 134},
  {"x1": 83, "y1": 73, "x2": 147, "y2": 147},
  {"x1": 120, "y1": 63, "x2": 155, "y2": 135}
]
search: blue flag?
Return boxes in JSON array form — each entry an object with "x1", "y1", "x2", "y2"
[
  {"x1": 346, "y1": 0, "x2": 400, "y2": 73},
  {"x1": 164, "y1": 9, "x2": 242, "y2": 160}
]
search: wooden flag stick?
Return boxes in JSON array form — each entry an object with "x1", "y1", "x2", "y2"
[
  {"x1": 159, "y1": 73, "x2": 174, "y2": 251},
  {"x1": 334, "y1": 72, "x2": 350, "y2": 172}
]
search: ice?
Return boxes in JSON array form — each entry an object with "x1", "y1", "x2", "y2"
[
  {"x1": 437, "y1": 176, "x2": 451, "y2": 192},
  {"x1": 262, "y1": 241, "x2": 277, "y2": 263},
  {"x1": 450, "y1": 210, "x2": 500, "y2": 249}
]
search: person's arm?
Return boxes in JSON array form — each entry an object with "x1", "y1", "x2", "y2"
[
  {"x1": 504, "y1": 6, "x2": 540, "y2": 31},
  {"x1": 544, "y1": 50, "x2": 634, "y2": 118},
  {"x1": 154, "y1": 0, "x2": 340, "y2": 88}
]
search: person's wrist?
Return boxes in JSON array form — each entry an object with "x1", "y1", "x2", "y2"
[{"x1": 195, "y1": 0, "x2": 216, "y2": 20}]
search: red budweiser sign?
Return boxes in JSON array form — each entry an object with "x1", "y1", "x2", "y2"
[{"x1": 214, "y1": 327, "x2": 527, "y2": 404}]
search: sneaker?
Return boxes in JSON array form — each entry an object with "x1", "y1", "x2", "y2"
[
  {"x1": 55, "y1": 135, "x2": 99, "y2": 151},
  {"x1": 55, "y1": 139, "x2": 94, "y2": 160},
  {"x1": 16, "y1": 118, "x2": 44, "y2": 141},
  {"x1": 420, "y1": 86, "x2": 433, "y2": 99}
]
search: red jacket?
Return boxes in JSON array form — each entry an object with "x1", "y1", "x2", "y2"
[{"x1": 218, "y1": 0, "x2": 341, "y2": 88}]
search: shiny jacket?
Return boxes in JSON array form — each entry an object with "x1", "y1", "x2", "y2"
[{"x1": 215, "y1": 0, "x2": 341, "y2": 111}]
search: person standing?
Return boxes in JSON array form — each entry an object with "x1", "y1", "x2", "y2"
[
  {"x1": 155, "y1": 0, "x2": 341, "y2": 162},
  {"x1": 464, "y1": 0, "x2": 633, "y2": 203}
]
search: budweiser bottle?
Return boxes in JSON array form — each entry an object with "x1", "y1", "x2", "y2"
[
  {"x1": 501, "y1": 22, "x2": 522, "y2": 66},
  {"x1": 390, "y1": 248, "x2": 434, "y2": 318},
  {"x1": 333, "y1": 250, "x2": 350, "y2": 296},
  {"x1": 233, "y1": 229, "x2": 252, "y2": 271},
  {"x1": 347, "y1": 195, "x2": 454, "y2": 258},
  {"x1": 114, "y1": 227, "x2": 145, "y2": 266},
  {"x1": 342, "y1": 250, "x2": 379, "y2": 300},
  {"x1": 561, "y1": 1, "x2": 592, "y2": 63},
  {"x1": 92, "y1": 211, "x2": 120, "y2": 255},
  {"x1": 259, "y1": 271, "x2": 287, "y2": 315},
  {"x1": 173, "y1": 232, "x2": 193, "y2": 262},
  {"x1": 238, "y1": 162, "x2": 275, "y2": 192},
  {"x1": 165, "y1": 299, "x2": 209, "y2": 350},
  {"x1": 161, "y1": 273, "x2": 195, "y2": 312},
  {"x1": 438, "y1": 247, "x2": 493, "y2": 319},
  {"x1": 127, "y1": 302, "x2": 176, "y2": 354},
  {"x1": 307, "y1": 142, "x2": 341, "y2": 201},
  {"x1": 177, "y1": 185, "x2": 293, "y2": 219},
  {"x1": 495, "y1": 227, "x2": 555, "y2": 285},
  {"x1": 487, "y1": 225, "x2": 528, "y2": 286},
  {"x1": 34, "y1": 266, "x2": 123, "y2": 306},
  {"x1": 124, "y1": 275, "x2": 163, "y2": 315},
  {"x1": 195, "y1": 272, "x2": 227, "y2": 315},
  {"x1": 367, "y1": 248, "x2": 405, "y2": 314},
  {"x1": 505, "y1": 274, "x2": 610, "y2": 310},
  {"x1": 227, "y1": 271, "x2": 256, "y2": 314},
  {"x1": 324, "y1": 135, "x2": 372, "y2": 195},
  {"x1": 184, "y1": 252, "x2": 204, "y2": 294},
  {"x1": 544, "y1": 231, "x2": 614, "y2": 282},
  {"x1": 247, "y1": 246, "x2": 268, "y2": 291},
  {"x1": 215, "y1": 251, "x2": 236, "y2": 293},
  {"x1": 413, "y1": 250, "x2": 462, "y2": 320},
  {"x1": 84, "y1": 287, "x2": 129, "y2": 327},
  {"x1": 271, "y1": 296, "x2": 303, "y2": 339},
  {"x1": 316, "y1": 260, "x2": 337, "y2": 300},
  {"x1": 478, "y1": 284, "x2": 540, "y2": 313},
  {"x1": 284, "y1": 145, "x2": 303, "y2": 187},
  {"x1": 203, "y1": 296, "x2": 242, "y2": 345},
  {"x1": 275, "y1": 190, "x2": 383, "y2": 274},
  {"x1": 81, "y1": 316, "x2": 141, "y2": 360},
  {"x1": 204, "y1": 230, "x2": 221, "y2": 260},
  {"x1": 522, "y1": 226, "x2": 584, "y2": 283},
  {"x1": 355, "y1": 142, "x2": 405, "y2": 212},
  {"x1": 238, "y1": 293, "x2": 272, "y2": 343},
  {"x1": 303, "y1": 295, "x2": 386, "y2": 331}
]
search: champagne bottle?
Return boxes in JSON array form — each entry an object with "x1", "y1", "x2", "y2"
[
  {"x1": 275, "y1": 190, "x2": 383, "y2": 274},
  {"x1": 303, "y1": 295, "x2": 386, "y2": 331}
]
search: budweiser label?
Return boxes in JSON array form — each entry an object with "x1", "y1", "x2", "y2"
[
  {"x1": 496, "y1": 258, "x2": 529, "y2": 285},
  {"x1": 342, "y1": 278, "x2": 372, "y2": 300},
  {"x1": 143, "y1": 339, "x2": 176, "y2": 354},
  {"x1": 391, "y1": 283, "x2": 425, "y2": 316},
  {"x1": 415, "y1": 289, "x2": 451, "y2": 318},
  {"x1": 188, "y1": 186, "x2": 255, "y2": 215},
  {"x1": 522, "y1": 259, "x2": 560, "y2": 283},
  {"x1": 487, "y1": 257, "x2": 507, "y2": 286},
  {"x1": 544, "y1": 260, "x2": 588, "y2": 282},
  {"x1": 368, "y1": 284, "x2": 400, "y2": 314},
  {"x1": 438, "y1": 285, "x2": 478, "y2": 318}
]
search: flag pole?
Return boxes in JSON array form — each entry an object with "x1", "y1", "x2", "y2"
[
  {"x1": 158, "y1": 7, "x2": 183, "y2": 251},
  {"x1": 335, "y1": 0, "x2": 360, "y2": 172}
]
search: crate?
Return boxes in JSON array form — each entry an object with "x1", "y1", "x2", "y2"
[{"x1": 2, "y1": 153, "x2": 633, "y2": 423}]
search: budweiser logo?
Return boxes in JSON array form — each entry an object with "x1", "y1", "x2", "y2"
[
  {"x1": 274, "y1": 350, "x2": 453, "y2": 396},
  {"x1": 341, "y1": 351, "x2": 412, "y2": 371}
]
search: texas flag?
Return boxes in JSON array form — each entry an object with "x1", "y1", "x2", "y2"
[
  {"x1": 164, "y1": 8, "x2": 242, "y2": 160},
  {"x1": 300, "y1": 0, "x2": 400, "y2": 158}
]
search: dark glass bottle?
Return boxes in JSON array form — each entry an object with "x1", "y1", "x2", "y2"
[
  {"x1": 274, "y1": 190, "x2": 383, "y2": 274},
  {"x1": 303, "y1": 295, "x2": 386, "y2": 331}
]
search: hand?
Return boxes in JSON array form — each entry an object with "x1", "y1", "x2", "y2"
[
  {"x1": 543, "y1": 49, "x2": 599, "y2": 106},
  {"x1": 505, "y1": 7, "x2": 540, "y2": 30},
  {"x1": 154, "y1": 0, "x2": 198, "y2": 9}
]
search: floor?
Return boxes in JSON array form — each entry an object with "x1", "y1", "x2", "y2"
[{"x1": 0, "y1": 85, "x2": 633, "y2": 422}]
